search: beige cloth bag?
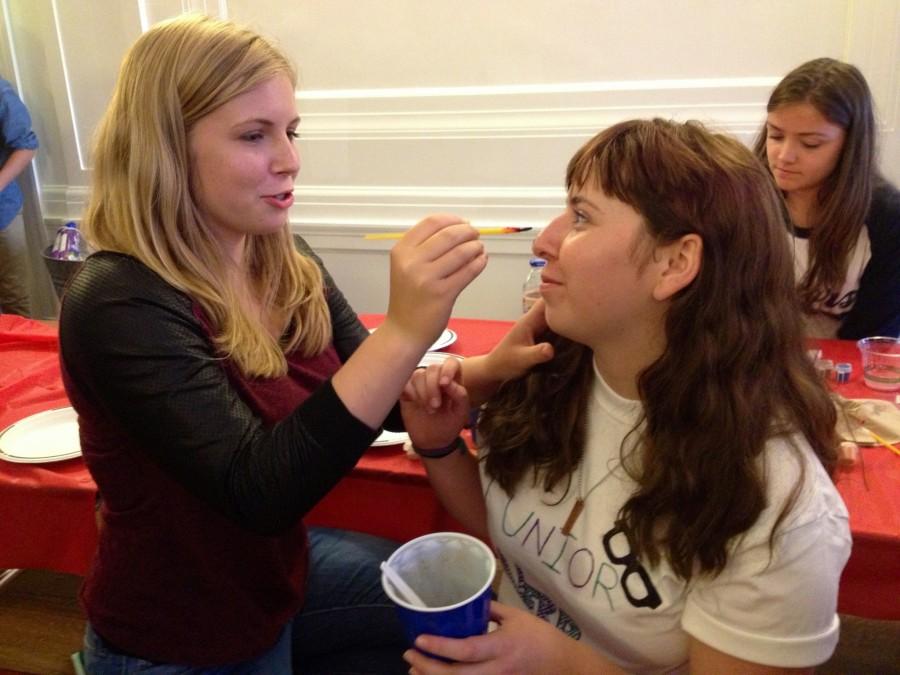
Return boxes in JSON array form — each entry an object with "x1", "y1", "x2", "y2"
[{"x1": 834, "y1": 396, "x2": 900, "y2": 446}]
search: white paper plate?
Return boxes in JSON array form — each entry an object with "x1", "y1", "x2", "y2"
[
  {"x1": 370, "y1": 352, "x2": 465, "y2": 448},
  {"x1": 367, "y1": 327, "x2": 457, "y2": 352},
  {"x1": 428, "y1": 329, "x2": 457, "y2": 352},
  {"x1": 371, "y1": 429, "x2": 410, "y2": 447},
  {"x1": 0, "y1": 407, "x2": 81, "y2": 463}
]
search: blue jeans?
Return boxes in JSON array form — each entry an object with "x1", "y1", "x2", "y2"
[
  {"x1": 82, "y1": 527, "x2": 407, "y2": 674},
  {"x1": 293, "y1": 527, "x2": 407, "y2": 674},
  {"x1": 82, "y1": 621, "x2": 292, "y2": 674}
]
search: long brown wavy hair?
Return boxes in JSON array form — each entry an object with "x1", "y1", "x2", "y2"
[
  {"x1": 481, "y1": 119, "x2": 837, "y2": 581},
  {"x1": 753, "y1": 58, "x2": 880, "y2": 311},
  {"x1": 84, "y1": 14, "x2": 331, "y2": 378}
]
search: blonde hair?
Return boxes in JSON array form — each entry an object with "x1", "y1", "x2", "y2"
[{"x1": 84, "y1": 13, "x2": 331, "y2": 377}]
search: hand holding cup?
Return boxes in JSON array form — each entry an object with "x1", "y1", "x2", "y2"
[{"x1": 381, "y1": 532, "x2": 495, "y2": 648}]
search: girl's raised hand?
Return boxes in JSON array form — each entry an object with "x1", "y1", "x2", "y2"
[
  {"x1": 401, "y1": 361, "x2": 470, "y2": 452},
  {"x1": 333, "y1": 216, "x2": 483, "y2": 429},
  {"x1": 483, "y1": 298, "x2": 553, "y2": 383},
  {"x1": 459, "y1": 299, "x2": 555, "y2": 407},
  {"x1": 384, "y1": 215, "x2": 487, "y2": 349},
  {"x1": 406, "y1": 357, "x2": 464, "y2": 413}
]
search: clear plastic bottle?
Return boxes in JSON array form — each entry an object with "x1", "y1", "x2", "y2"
[
  {"x1": 50, "y1": 221, "x2": 84, "y2": 261},
  {"x1": 522, "y1": 257, "x2": 546, "y2": 313}
]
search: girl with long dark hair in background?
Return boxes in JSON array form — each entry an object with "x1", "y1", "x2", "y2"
[{"x1": 754, "y1": 58, "x2": 900, "y2": 339}]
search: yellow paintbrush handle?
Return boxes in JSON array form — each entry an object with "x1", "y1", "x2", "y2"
[
  {"x1": 867, "y1": 429, "x2": 900, "y2": 456},
  {"x1": 364, "y1": 227, "x2": 532, "y2": 240}
]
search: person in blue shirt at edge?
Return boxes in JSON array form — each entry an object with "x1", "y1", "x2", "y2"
[
  {"x1": 400, "y1": 119, "x2": 850, "y2": 674},
  {"x1": 754, "y1": 58, "x2": 900, "y2": 339},
  {"x1": 58, "y1": 13, "x2": 546, "y2": 674},
  {"x1": 0, "y1": 75, "x2": 38, "y2": 316}
]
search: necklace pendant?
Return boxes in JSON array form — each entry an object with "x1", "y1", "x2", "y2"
[{"x1": 561, "y1": 498, "x2": 585, "y2": 536}]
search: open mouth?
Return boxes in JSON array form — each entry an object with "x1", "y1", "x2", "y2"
[{"x1": 263, "y1": 191, "x2": 295, "y2": 208}]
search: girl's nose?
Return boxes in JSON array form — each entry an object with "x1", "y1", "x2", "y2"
[
  {"x1": 778, "y1": 140, "x2": 797, "y2": 164},
  {"x1": 533, "y1": 212, "x2": 567, "y2": 260},
  {"x1": 275, "y1": 137, "x2": 300, "y2": 176}
]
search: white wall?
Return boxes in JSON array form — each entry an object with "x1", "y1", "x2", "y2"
[{"x1": 4, "y1": 0, "x2": 899, "y2": 320}]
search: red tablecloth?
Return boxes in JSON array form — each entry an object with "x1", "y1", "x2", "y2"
[
  {"x1": 0, "y1": 314, "x2": 897, "y2": 620},
  {"x1": 0, "y1": 315, "x2": 97, "y2": 575},
  {"x1": 304, "y1": 315, "x2": 513, "y2": 540},
  {"x1": 813, "y1": 339, "x2": 900, "y2": 619}
]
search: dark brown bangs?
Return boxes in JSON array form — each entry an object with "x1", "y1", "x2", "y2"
[{"x1": 566, "y1": 124, "x2": 646, "y2": 207}]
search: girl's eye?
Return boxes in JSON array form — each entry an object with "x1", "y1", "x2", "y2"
[
  {"x1": 573, "y1": 210, "x2": 588, "y2": 225},
  {"x1": 242, "y1": 131, "x2": 264, "y2": 142},
  {"x1": 802, "y1": 143, "x2": 821, "y2": 149},
  {"x1": 287, "y1": 130, "x2": 300, "y2": 141},
  {"x1": 768, "y1": 134, "x2": 783, "y2": 141}
]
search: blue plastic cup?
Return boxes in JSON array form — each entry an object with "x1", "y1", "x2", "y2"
[{"x1": 381, "y1": 532, "x2": 495, "y2": 649}]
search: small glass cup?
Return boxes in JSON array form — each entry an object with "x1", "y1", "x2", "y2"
[{"x1": 856, "y1": 337, "x2": 900, "y2": 391}]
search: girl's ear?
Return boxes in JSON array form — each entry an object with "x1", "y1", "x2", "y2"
[{"x1": 652, "y1": 234, "x2": 702, "y2": 301}]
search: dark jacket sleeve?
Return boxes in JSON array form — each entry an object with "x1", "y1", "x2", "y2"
[
  {"x1": 59, "y1": 253, "x2": 380, "y2": 535},
  {"x1": 838, "y1": 181, "x2": 900, "y2": 339},
  {"x1": 294, "y1": 233, "x2": 404, "y2": 430}
]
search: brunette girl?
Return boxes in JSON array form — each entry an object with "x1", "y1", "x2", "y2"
[
  {"x1": 403, "y1": 119, "x2": 850, "y2": 674},
  {"x1": 755, "y1": 58, "x2": 900, "y2": 339}
]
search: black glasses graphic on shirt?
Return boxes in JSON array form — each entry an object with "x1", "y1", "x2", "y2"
[{"x1": 602, "y1": 523, "x2": 662, "y2": 609}]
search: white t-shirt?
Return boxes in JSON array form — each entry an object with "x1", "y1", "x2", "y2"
[
  {"x1": 791, "y1": 225, "x2": 871, "y2": 338},
  {"x1": 480, "y1": 364, "x2": 851, "y2": 674}
]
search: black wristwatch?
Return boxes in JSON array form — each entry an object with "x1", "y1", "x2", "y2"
[{"x1": 412, "y1": 435, "x2": 468, "y2": 459}]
